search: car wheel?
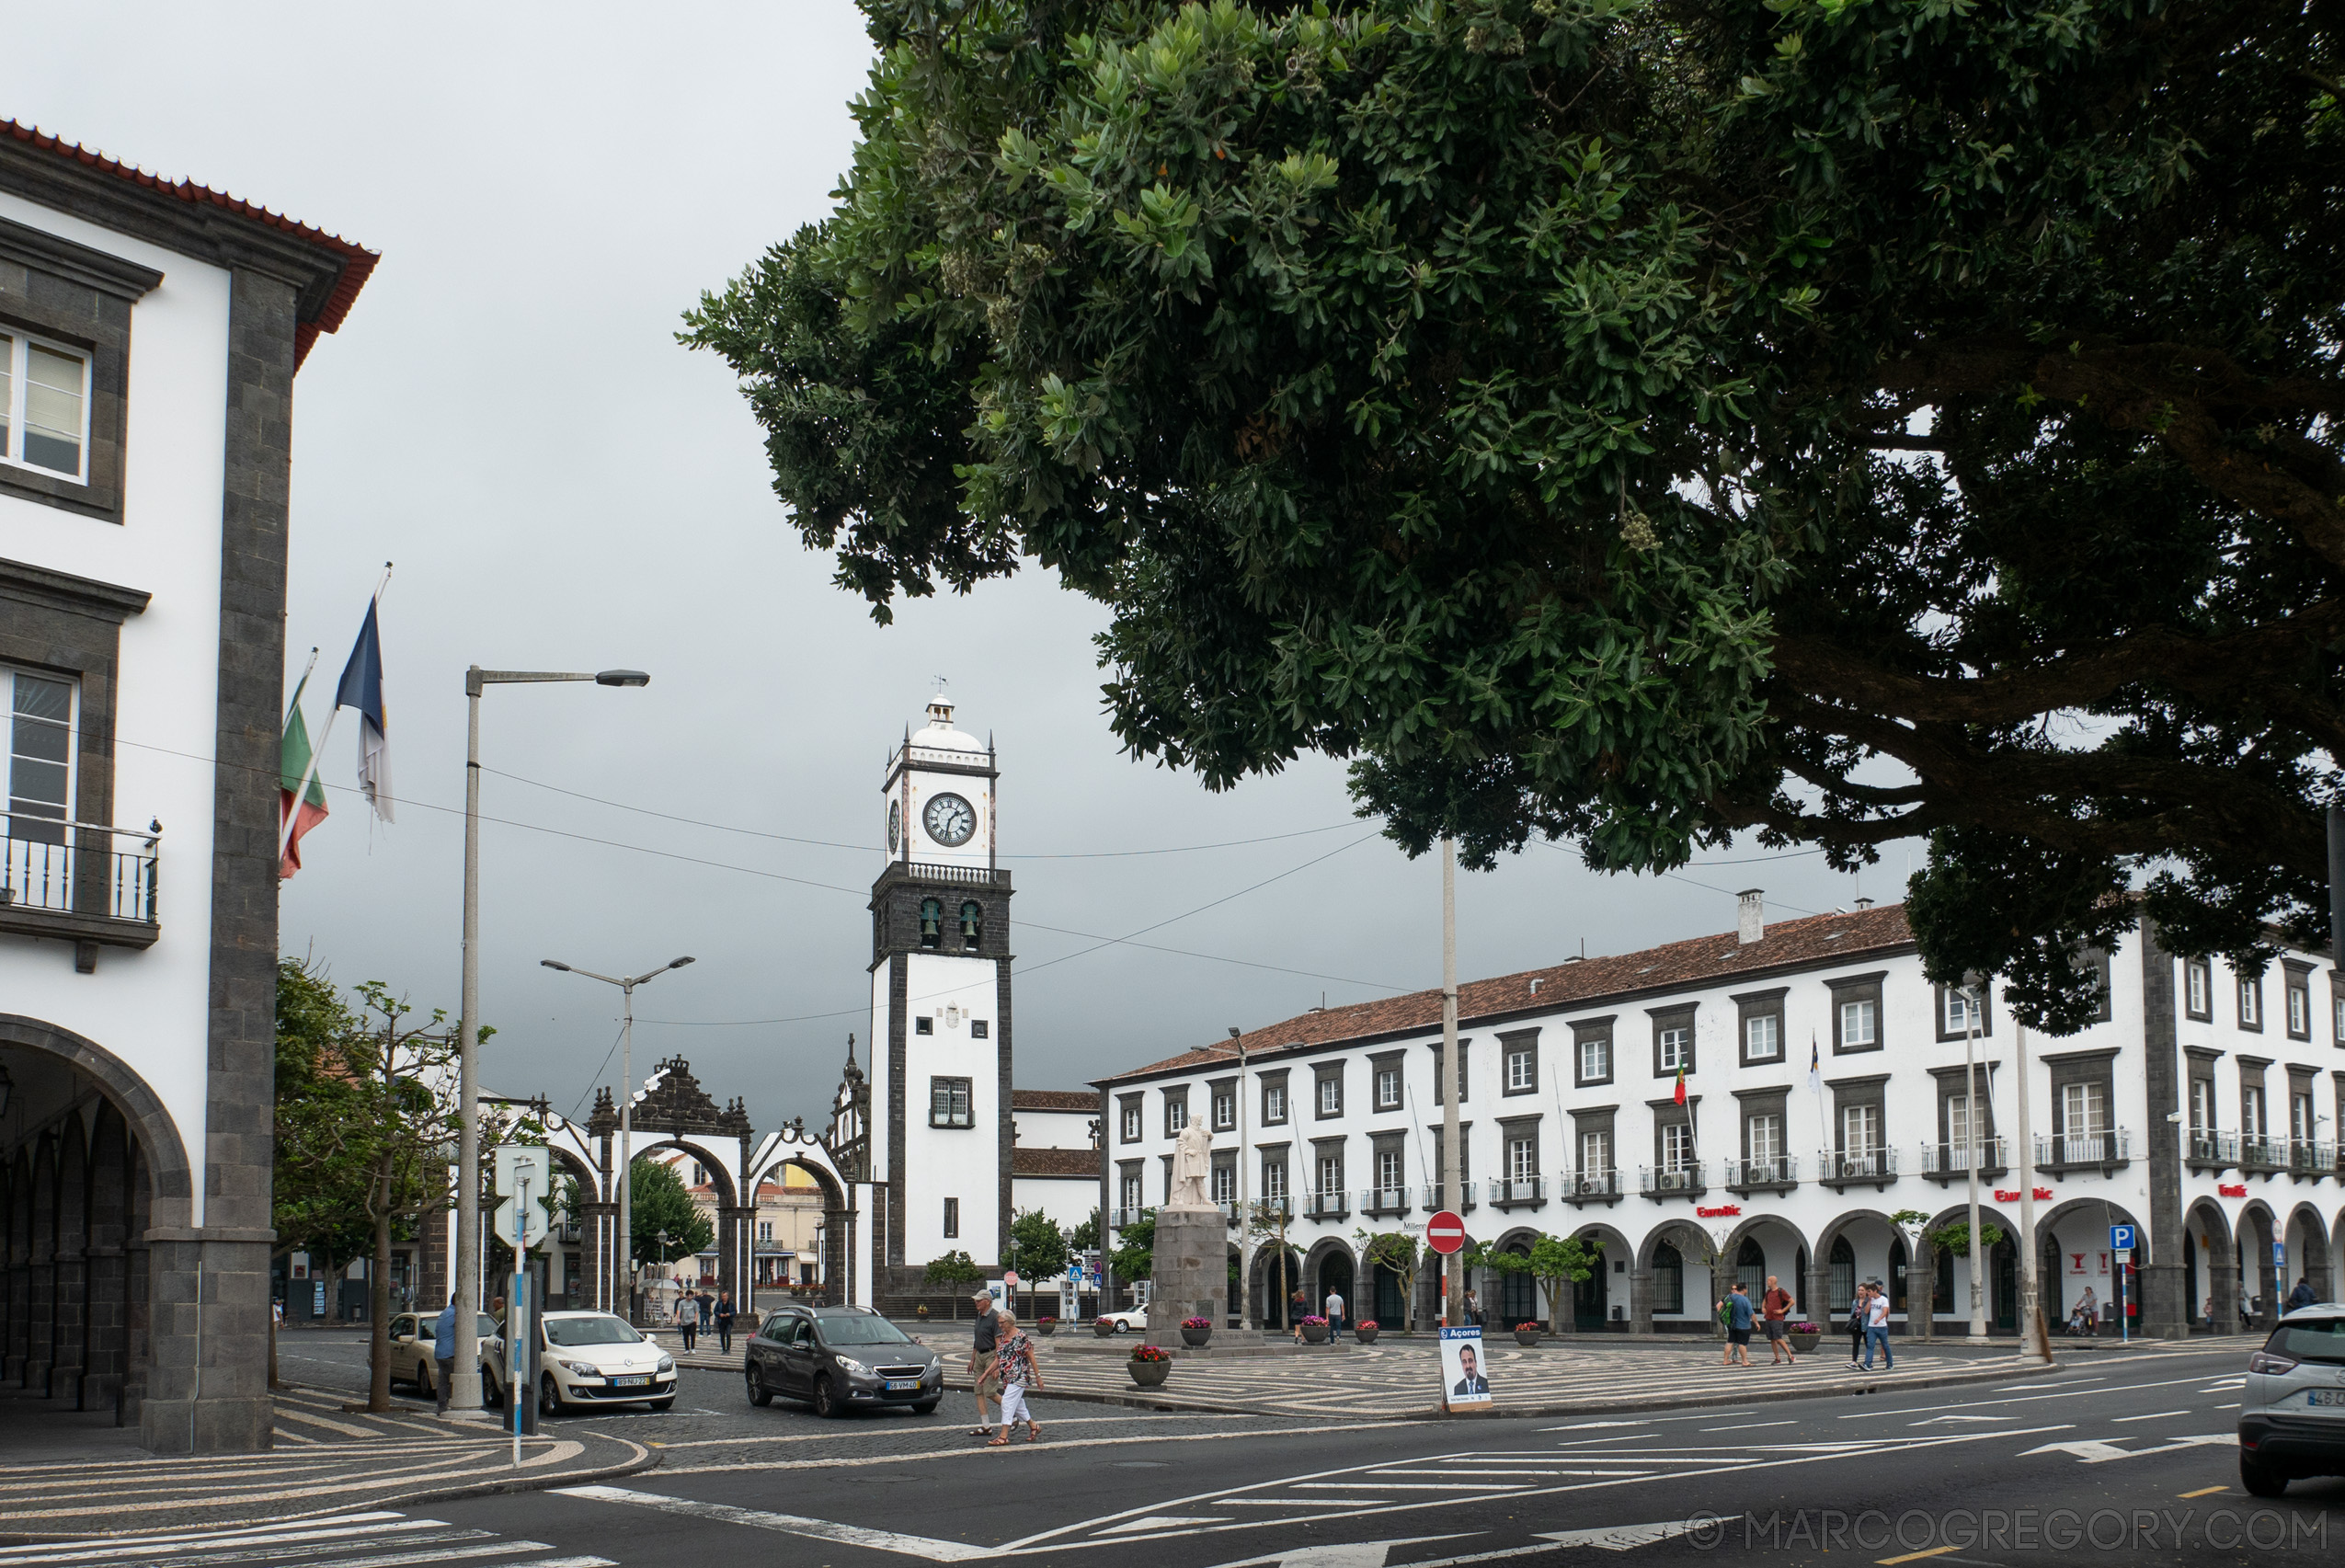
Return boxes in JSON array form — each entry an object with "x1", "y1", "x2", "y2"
[
  {"x1": 748, "y1": 1368, "x2": 773, "y2": 1408},
  {"x1": 812, "y1": 1374, "x2": 841, "y2": 1419},
  {"x1": 483, "y1": 1369, "x2": 502, "y2": 1408},
  {"x1": 418, "y1": 1362, "x2": 435, "y2": 1400},
  {"x1": 646, "y1": 1398, "x2": 675, "y2": 1413},
  {"x1": 539, "y1": 1372, "x2": 566, "y2": 1418},
  {"x1": 2240, "y1": 1455, "x2": 2290, "y2": 1497},
  {"x1": 911, "y1": 1400, "x2": 939, "y2": 1415}
]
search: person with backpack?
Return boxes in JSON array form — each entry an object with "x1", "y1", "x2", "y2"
[
  {"x1": 1845, "y1": 1283, "x2": 1869, "y2": 1368},
  {"x1": 1761, "y1": 1275, "x2": 1798, "y2": 1365},
  {"x1": 1717, "y1": 1282, "x2": 1756, "y2": 1368}
]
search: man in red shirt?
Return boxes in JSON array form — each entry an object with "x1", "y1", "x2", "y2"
[{"x1": 1761, "y1": 1274, "x2": 1798, "y2": 1365}]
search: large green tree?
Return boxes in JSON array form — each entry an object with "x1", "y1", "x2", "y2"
[
  {"x1": 689, "y1": 0, "x2": 2345, "y2": 1024},
  {"x1": 630, "y1": 1157, "x2": 715, "y2": 1266}
]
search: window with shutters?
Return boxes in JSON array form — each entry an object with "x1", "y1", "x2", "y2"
[
  {"x1": 1841, "y1": 1104, "x2": 1881, "y2": 1157},
  {"x1": 928, "y1": 1077, "x2": 973, "y2": 1128},
  {"x1": 1315, "y1": 1150, "x2": 1344, "y2": 1196}
]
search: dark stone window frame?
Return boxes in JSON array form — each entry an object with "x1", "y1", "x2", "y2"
[
  {"x1": 914, "y1": 1015, "x2": 934, "y2": 1036},
  {"x1": 1257, "y1": 1068, "x2": 1290, "y2": 1127},
  {"x1": 1732, "y1": 988, "x2": 1787, "y2": 1067},
  {"x1": 1256, "y1": 1141, "x2": 1290, "y2": 1202},
  {"x1": 1826, "y1": 971, "x2": 1889, "y2": 1056},
  {"x1": 969, "y1": 1019, "x2": 989, "y2": 1039},
  {"x1": 1430, "y1": 1121, "x2": 1473, "y2": 1185},
  {"x1": 1499, "y1": 1027, "x2": 1540, "y2": 1097},
  {"x1": 2182, "y1": 1046, "x2": 2223, "y2": 1130},
  {"x1": 927, "y1": 1074, "x2": 974, "y2": 1129},
  {"x1": 1209, "y1": 1147, "x2": 1238, "y2": 1204},
  {"x1": 1162, "y1": 1087, "x2": 1190, "y2": 1139},
  {"x1": 2330, "y1": 973, "x2": 2345, "y2": 1047},
  {"x1": 2042, "y1": 1047, "x2": 2120, "y2": 1139},
  {"x1": 1496, "y1": 1112, "x2": 1543, "y2": 1177},
  {"x1": 1647, "y1": 1093, "x2": 1701, "y2": 1170},
  {"x1": 0, "y1": 218, "x2": 159, "y2": 524},
  {"x1": 1116, "y1": 1093, "x2": 1144, "y2": 1146},
  {"x1": 1825, "y1": 1073, "x2": 1890, "y2": 1159},
  {"x1": 2184, "y1": 958, "x2": 2215, "y2": 1022},
  {"x1": 2286, "y1": 1064, "x2": 2319, "y2": 1140},
  {"x1": 1312, "y1": 1061, "x2": 1345, "y2": 1120},
  {"x1": 2079, "y1": 948, "x2": 2114, "y2": 1023},
  {"x1": 1368, "y1": 1048, "x2": 1407, "y2": 1113},
  {"x1": 1309, "y1": 1136, "x2": 1347, "y2": 1195},
  {"x1": 1569, "y1": 1104, "x2": 1618, "y2": 1173},
  {"x1": 1367, "y1": 1128, "x2": 1409, "y2": 1196},
  {"x1": 1648, "y1": 1002, "x2": 1698, "y2": 1080},
  {"x1": 1115, "y1": 1159, "x2": 1144, "y2": 1208},
  {"x1": 1208, "y1": 1075, "x2": 1238, "y2": 1132},
  {"x1": 1933, "y1": 981, "x2": 1996, "y2": 1043},
  {"x1": 1731, "y1": 1085, "x2": 1790, "y2": 1162},
  {"x1": 2236, "y1": 1055, "x2": 2273, "y2": 1137},
  {"x1": 1571, "y1": 1016, "x2": 1616, "y2": 1088},
  {"x1": 942, "y1": 1196, "x2": 960, "y2": 1239},
  {"x1": 2282, "y1": 959, "x2": 2315, "y2": 1042},
  {"x1": 2237, "y1": 967, "x2": 2266, "y2": 1034},
  {"x1": 1161, "y1": 1153, "x2": 1174, "y2": 1205},
  {"x1": 1426, "y1": 1037, "x2": 1472, "y2": 1105},
  {"x1": 1926, "y1": 1060, "x2": 2000, "y2": 1149}
]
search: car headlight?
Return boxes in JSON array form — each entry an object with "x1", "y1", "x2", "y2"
[
  {"x1": 657, "y1": 1356, "x2": 675, "y2": 1373},
  {"x1": 556, "y1": 1358, "x2": 603, "y2": 1378},
  {"x1": 836, "y1": 1356, "x2": 874, "y2": 1377}
]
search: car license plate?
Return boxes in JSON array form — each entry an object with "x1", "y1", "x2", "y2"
[
  {"x1": 2310, "y1": 1391, "x2": 2345, "y2": 1407},
  {"x1": 612, "y1": 1375, "x2": 651, "y2": 1388},
  {"x1": 885, "y1": 1379, "x2": 920, "y2": 1391}
]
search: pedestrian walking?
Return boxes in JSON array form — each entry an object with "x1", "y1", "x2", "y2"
[
  {"x1": 714, "y1": 1290, "x2": 737, "y2": 1354},
  {"x1": 1463, "y1": 1288, "x2": 1482, "y2": 1329},
  {"x1": 1861, "y1": 1279, "x2": 1893, "y2": 1370},
  {"x1": 2288, "y1": 1276, "x2": 2318, "y2": 1311},
  {"x1": 2203, "y1": 1295, "x2": 2216, "y2": 1333},
  {"x1": 967, "y1": 1288, "x2": 1002, "y2": 1438},
  {"x1": 676, "y1": 1289, "x2": 700, "y2": 1352},
  {"x1": 1845, "y1": 1284, "x2": 1868, "y2": 1368},
  {"x1": 1761, "y1": 1275, "x2": 1797, "y2": 1365},
  {"x1": 986, "y1": 1309, "x2": 1045, "y2": 1446},
  {"x1": 1717, "y1": 1282, "x2": 1755, "y2": 1368},
  {"x1": 432, "y1": 1295, "x2": 459, "y2": 1413},
  {"x1": 1323, "y1": 1286, "x2": 1346, "y2": 1345},
  {"x1": 1288, "y1": 1288, "x2": 1309, "y2": 1343},
  {"x1": 696, "y1": 1288, "x2": 716, "y2": 1339}
]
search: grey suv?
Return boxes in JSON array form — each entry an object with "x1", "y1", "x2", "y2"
[
  {"x1": 744, "y1": 1306, "x2": 942, "y2": 1417},
  {"x1": 2240, "y1": 1304, "x2": 2345, "y2": 1495}
]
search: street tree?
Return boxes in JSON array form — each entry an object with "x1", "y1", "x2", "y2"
[
  {"x1": 687, "y1": 0, "x2": 2345, "y2": 1013},
  {"x1": 1108, "y1": 1209, "x2": 1156, "y2": 1294},
  {"x1": 923, "y1": 1249, "x2": 986, "y2": 1317},
  {"x1": 1465, "y1": 1232, "x2": 1596, "y2": 1337},
  {"x1": 1353, "y1": 1228, "x2": 1424, "y2": 1331},
  {"x1": 1246, "y1": 1197, "x2": 1297, "y2": 1324},
  {"x1": 1008, "y1": 1207, "x2": 1072, "y2": 1316},
  {"x1": 630, "y1": 1157, "x2": 714, "y2": 1269}
]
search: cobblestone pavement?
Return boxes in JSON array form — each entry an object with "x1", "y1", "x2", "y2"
[{"x1": 0, "y1": 1385, "x2": 652, "y2": 1539}]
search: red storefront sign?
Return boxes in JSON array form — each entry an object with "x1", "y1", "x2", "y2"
[{"x1": 1695, "y1": 1205, "x2": 1742, "y2": 1219}]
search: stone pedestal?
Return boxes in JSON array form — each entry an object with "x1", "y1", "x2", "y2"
[{"x1": 1145, "y1": 1206, "x2": 1227, "y2": 1348}]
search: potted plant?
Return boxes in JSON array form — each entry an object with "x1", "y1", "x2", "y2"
[
  {"x1": 1036, "y1": 1315, "x2": 1057, "y2": 1337},
  {"x1": 916, "y1": 1303, "x2": 930, "y2": 1321},
  {"x1": 1514, "y1": 1321, "x2": 1543, "y2": 1347},
  {"x1": 1092, "y1": 1315, "x2": 1117, "y2": 1338},
  {"x1": 1355, "y1": 1319, "x2": 1380, "y2": 1345},
  {"x1": 1180, "y1": 1315, "x2": 1213, "y2": 1347},
  {"x1": 1787, "y1": 1320, "x2": 1822, "y2": 1354},
  {"x1": 1298, "y1": 1314, "x2": 1329, "y2": 1344},
  {"x1": 1128, "y1": 1343, "x2": 1172, "y2": 1388}
]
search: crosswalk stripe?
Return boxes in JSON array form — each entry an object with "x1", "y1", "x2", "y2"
[
  {"x1": 0, "y1": 1518, "x2": 428, "y2": 1564},
  {"x1": 289, "y1": 1541, "x2": 561, "y2": 1568},
  {"x1": 0, "y1": 1531, "x2": 495, "y2": 1568},
  {"x1": 555, "y1": 1485, "x2": 994, "y2": 1563}
]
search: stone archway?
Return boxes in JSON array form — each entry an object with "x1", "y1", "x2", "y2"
[
  {"x1": 2184, "y1": 1198, "x2": 2234, "y2": 1333},
  {"x1": 2284, "y1": 1202, "x2": 2331, "y2": 1308},
  {"x1": 2236, "y1": 1201, "x2": 2280, "y2": 1330},
  {"x1": 1249, "y1": 1241, "x2": 1306, "y2": 1328},
  {"x1": 1719, "y1": 1214, "x2": 1814, "y2": 1322},
  {"x1": 1923, "y1": 1202, "x2": 2021, "y2": 1334},
  {"x1": 2034, "y1": 1197, "x2": 2145, "y2": 1337},
  {"x1": 1569, "y1": 1221, "x2": 1634, "y2": 1334},
  {"x1": 1812, "y1": 1207, "x2": 1910, "y2": 1334},
  {"x1": 1305, "y1": 1237, "x2": 1356, "y2": 1322}
]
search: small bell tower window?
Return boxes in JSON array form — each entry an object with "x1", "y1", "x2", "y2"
[
  {"x1": 919, "y1": 898, "x2": 942, "y2": 949},
  {"x1": 960, "y1": 900, "x2": 983, "y2": 951}
]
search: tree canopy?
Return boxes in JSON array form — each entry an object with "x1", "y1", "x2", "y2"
[
  {"x1": 687, "y1": 0, "x2": 2345, "y2": 1024},
  {"x1": 631, "y1": 1157, "x2": 715, "y2": 1265}
]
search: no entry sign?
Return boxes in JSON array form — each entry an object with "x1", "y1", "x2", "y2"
[{"x1": 1426, "y1": 1209, "x2": 1468, "y2": 1254}]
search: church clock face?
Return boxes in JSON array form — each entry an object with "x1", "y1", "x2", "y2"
[
  {"x1": 923, "y1": 791, "x2": 977, "y2": 848},
  {"x1": 887, "y1": 800, "x2": 900, "y2": 852}
]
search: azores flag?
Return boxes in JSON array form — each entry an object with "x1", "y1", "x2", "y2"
[{"x1": 336, "y1": 596, "x2": 395, "y2": 823}]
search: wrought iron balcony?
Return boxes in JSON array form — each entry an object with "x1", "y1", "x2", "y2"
[
  {"x1": 1359, "y1": 1186, "x2": 1412, "y2": 1217},
  {"x1": 0, "y1": 818, "x2": 161, "y2": 966},
  {"x1": 1640, "y1": 1163, "x2": 1708, "y2": 1198},
  {"x1": 2033, "y1": 1128, "x2": 2133, "y2": 1173},
  {"x1": 2284, "y1": 1139, "x2": 2336, "y2": 1177},
  {"x1": 2186, "y1": 1130, "x2": 2238, "y2": 1169},
  {"x1": 1919, "y1": 1139, "x2": 2008, "y2": 1182},
  {"x1": 1488, "y1": 1176, "x2": 1546, "y2": 1208},
  {"x1": 1723, "y1": 1155, "x2": 1800, "y2": 1193},
  {"x1": 2240, "y1": 1135, "x2": 2287, "y2": 1171},
  {"x1": 1305, "y1": 1190, "x2": 1349, "y2": 1221},
  {"x1": 1562, "y1": 1168, "x2": 1621, "y2": 1204},
  {"x1": 1250, "y1": 1195, "x2": 1294, "y2": 1221},
  {"x1": 1818, "y1": 1148, "x2": 1899, "y2": 1190},
  {"x1": 1416, "y1": 1184, "x2": 1477, "y2": 1212},
  {"x1": 1110, "y1": 1207, "x2": 1150, "y2": 1230}
]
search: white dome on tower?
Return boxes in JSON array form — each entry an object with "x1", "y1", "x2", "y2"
[{"x1": 912, "y1": 690, "x2": 983, "y2": 753}]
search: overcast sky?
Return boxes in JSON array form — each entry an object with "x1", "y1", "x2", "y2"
[{"x1": 8, "y1": 3, "x2": 1907, "y2": 1134}]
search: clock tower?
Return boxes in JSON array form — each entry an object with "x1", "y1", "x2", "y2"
[{"x1": 869, "y1": 692, "x2": 1013, "y2": 1296}]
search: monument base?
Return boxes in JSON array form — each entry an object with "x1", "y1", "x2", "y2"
[{"x1": 1145, "y1": 1205, "x2": 1229, "y2": 1348}]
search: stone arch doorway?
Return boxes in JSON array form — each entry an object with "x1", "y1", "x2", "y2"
[
  {"x1": 2284, "y1": 1203, "x2": 2331, "y2": 1305},
  {"x1": 2184, "y1": 1199, "x2": 2232, "y2": 1333},
  {"x1": 745, "y1": 1132, "x2": 856, "y2": 1310},
  {"x1": 1251, "y1": 1243, "x2": 1305, "y2": 1327},
  {"x1": 1573, "y1": 1222, "x2": 1632, "y2": 1333},
  {"x1": 1309, "y1": 1242, "x2": 1356, "y2": 1322},
  {"x1": 2236, "y1": 1201, "x2": 2280, "y2": 1330}
]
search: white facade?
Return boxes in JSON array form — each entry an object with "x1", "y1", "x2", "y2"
[{"x1": 1101, "y1": 900, "x2": 2345, "y2": 1335}]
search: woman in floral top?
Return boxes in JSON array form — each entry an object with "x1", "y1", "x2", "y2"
[{"x1": 986, "y1": 1309, "x2": 1045, "y2": 1446}]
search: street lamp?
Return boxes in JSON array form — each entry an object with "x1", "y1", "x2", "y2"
[
  {"x1": 542, "y1": 953, "x2": 693, "y2": 1323},
  {"x1": 450, "y1": 664, "x2": 648, "y2": 1413}
]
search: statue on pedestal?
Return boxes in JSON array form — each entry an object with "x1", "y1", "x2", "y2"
[{"x1": 1167, "y1": 1111, "x2": 1215, "y2": 1209}]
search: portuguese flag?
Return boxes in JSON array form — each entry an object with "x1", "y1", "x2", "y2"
[{"x1": 279, "y1": 670, "x2": 329, "y2": 878}]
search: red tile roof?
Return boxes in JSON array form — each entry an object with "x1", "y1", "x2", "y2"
[
  {"x1": 2, "y1": 119, "x2": 377, "y2": 366},
  {"x1": 1012, "y1": 1089, "x2": 1098, "y2": 1112},
  {"x1": 1012, "y1": 1147, "x2": 1102, "y2": 1179},
  {"x1": 1099, "y1": 902, "x2": 1916, "y2": 1084}
]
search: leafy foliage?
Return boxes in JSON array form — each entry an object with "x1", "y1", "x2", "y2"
[
  {"x1": 631, "y1": 1157, "x2": 715, "y2": 1265},
  {"x1": 1108, "y1": 1207, "x2": 1156, "y2": 1283},
  {"x1": 1466, "y1": 1230, "x2": 1596, "y2": 1335},
  {"x1": 924, "y1": 1248, "x2": 986, "y2": 1316},
  {"x1": 1354, "y1": 1227, "x2": 1424, "y2": 1330},
  {"x1": 1924, "y1": 1219, "x2": 2006, "y2": 1260},
  {"x1": 690, "y1": 0, "x2": 2345, "y2": 998}
]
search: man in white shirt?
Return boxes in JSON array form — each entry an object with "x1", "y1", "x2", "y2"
[
  {"x1": 1860, "y1": 1279, "x2": 1893, "y2": 1370},
  {"x1": 1324, "y1": 1288, "x2": 1346, "y2": 1345}
]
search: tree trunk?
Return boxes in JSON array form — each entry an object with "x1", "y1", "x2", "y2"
[{"x1": 368, "y1": 1184, "x2": 394, "y2": 1412}]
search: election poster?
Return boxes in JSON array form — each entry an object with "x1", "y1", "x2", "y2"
[{"x1": 1440, "y1": 1323, "x2": 1493, "y2": 1406}]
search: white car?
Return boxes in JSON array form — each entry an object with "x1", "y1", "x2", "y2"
[
  {"x1": 1093, "y1": 1307, "x2": 1148, "y2": 1333},
  {"x1": 487, "y1": 1310, "x2": 677, "y2": 1416},
  {"x1": 385, "y1": 1311, "x2": 506, "y2": 1404},
  {"x1": 2239, "y1": 1304, "x2": 2345, "y2": 1494}
]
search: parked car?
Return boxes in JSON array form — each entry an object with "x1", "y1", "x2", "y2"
[
  {"x1": 745, "y1": 1305, "x2": 942, "y2": 1417},
  {"x1": 1094, "y1": 1307, "x2": 1148, "y2": 1333},
  {"x1": 385, "y1": 1311, "x2": 505, "y2": 1403},
  {"x1": 2240, "y1": 1304, "x2": 2345, "y2": 1495},
  {"x1": 491, "y1": 1310, "x2": 677, "y2": 1416}
]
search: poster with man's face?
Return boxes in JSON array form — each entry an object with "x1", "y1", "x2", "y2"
[{"x1": 1440, "y1": 1324, "x2": 1492, "y2": 1405}]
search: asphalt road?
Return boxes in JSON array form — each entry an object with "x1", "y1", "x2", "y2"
[{"x1": 275, "y1": 1333, "x2": 2339, "y2": 1566}]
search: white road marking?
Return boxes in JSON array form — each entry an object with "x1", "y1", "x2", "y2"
[
  {"x1": 2019, "y1": 1434, "x2": 2233, "y2": 1465},
  {"x1": 1839, "y1": 1370, "x2": 2237, "y2": 1421},
  {"x1": 1367, "y1": 1470, "x2": 1563, "y2": 1478},
  {"x1": 554, "y1": 1484, "x2": 996, "y2": 1562},
  {"x1": 1998, "y1": 1377, "x2": 2103, "y2": 1391},
  {"x1": 1211, "y1": 1500, "x2": 1400, "y2": 1509},
  {"x1": 0, "y1": 1519, "x2": 431, "y2": 1563},
  {"x1": 1095, "y1": 1518, "x2": 1223, "y2": 1534},
  {"x1": 274, "y1": 1542, "x2": 566, "y2": 1568},
  {"x1": 2112, "y1": 1410, "x2": 2189, "y2": 1422},
  {"x1": 1195, "y1": 1536, "x2": 1469, "y2": 1568},
  {"x1": 1699, "y1": 1421, "x2": 1795, "y2": 1432},
  {"x1": 1311, "y1": 1483, "x2": 1529, "y2": 1493},
  {"x1": 1537, "y1": 1521, "x2": 1711, "y2": 1551},
  {"x1": 1909, "y1": 1415, "x2": 2012, "y2": 1425},
  {"x1": 2216, "y1": 1402, "x2": 2240, "y2": 1409}
]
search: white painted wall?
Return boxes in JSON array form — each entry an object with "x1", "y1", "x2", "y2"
[
  {"x1": 0, "y1": 190, "x2": 233, "y2": 1224},
  {"x1": 894, "y1": 950, "x2": 999, "y2": 1264}
]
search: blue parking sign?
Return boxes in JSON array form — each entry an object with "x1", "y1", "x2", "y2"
[{"x1": 2109, "y1": 1224, "x2": 2136, "y2": 1253}]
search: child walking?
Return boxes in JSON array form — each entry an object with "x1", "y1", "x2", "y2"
[{"x1": 987, "y1": 1309, "x2": 1045, "y2": 1446}]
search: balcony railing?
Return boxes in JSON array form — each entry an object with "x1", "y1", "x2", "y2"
[
  {"x1": 1110, "y1": 1207, "x2": 1149, "y2": 1230},
  {"x1": 1920, "y1": 1139, "x2": 2008, "y2": 1178},
  {"x1": 1305, "y1": 1190, "x2": 1349, "y2": 1221},
  {"x1": 1417, "y1": 1184, "x2": 1477, "y2": 1211},
  {"x1": 1251, "y1": 1195, "x2": 1293, "y2": 1221},
  {"x1": 1820, "y1": 1148, "x2": 1898, "y2": 1185},
  {"x1": 2240, "y1": 1135, "x2": 2287, "y2": 1170},
  {"x1": 2034, "y1": 1129, "x2": 2133, "y2": 1169},
  {"x1": 1723, "y1": 1155, "x2": 1798, "y2": 1191},
  {"x1": 2187, "y1": 1130, "x2": 2238, "y2": 1166},
  {"x1": 1359, "y1": 1186, "x2": 1411, "y2": 1217},
  {"x1": 1, "y1": 818, "x2": 160, "y2": 927},
  {"x1": 1488, "y1": 1177, "x2": 1546, "y2": 1207},
  {"x1": 2285, "y1": 1139, "x2": 2337, "y2": 1176},
  {"x1": 1641, "y1": 1163, "x2": 1707, "y2": 1197},
  {"x1": 1562, "y1": 1168, "x2": 1621, "y2": 1201}
]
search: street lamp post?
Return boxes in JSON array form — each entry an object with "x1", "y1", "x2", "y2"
[
  {"x1": 451, "y1": 665, "x2": 648, "y2": 1413},
  {"x1": 542, "y1": 953, "x2": 695, "y2": 1325},
  {"x1": 1962, "y1": 974, "x2": 1987, "y2": 1343}
]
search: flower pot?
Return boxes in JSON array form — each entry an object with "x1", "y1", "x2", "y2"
[
  {"x1": 1036, "y1": 1321, "x2": 1056, "y2": 1337},
  {"x1": 1355, "y1": 1324, "x2": 1379, "y2": 1345},
  {"x1": 1092, "y1": 1321, "x2": 1116, "y2": 1338},
  {"x1": 1788, "y1": 1332, "x2": 1821, "y2": 1354},
  {"x1": 1179, "y1": 1325, "x2": 1212, "y2": 1348},
  {"x1": 1301, "y1": 1323, "x2": 1329, "y2": 1344},
  {"x1": 1127, "y1": 1359, "x2": 1172, "y2": 1388},
  {"x1": 1515, "y1": 1329, "x2": 1542, "y2": 1347}
]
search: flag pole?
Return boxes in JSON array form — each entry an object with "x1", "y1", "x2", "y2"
[
  {"x1": 277, "y1": 565, "x2": 393, "y2": 866},
  {"x1": 284, "y1": 647, "x2": 319, "y2": 727}
]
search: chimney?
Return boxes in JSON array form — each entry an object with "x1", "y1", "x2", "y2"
[{"x1": 1737, "y1": 889, "x2": 1765, "y2": 945}]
